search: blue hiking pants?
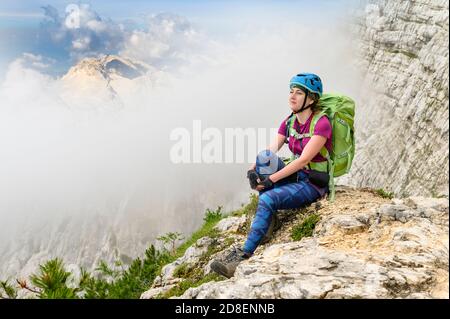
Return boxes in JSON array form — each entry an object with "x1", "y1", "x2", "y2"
[{"x1": 243, "y1": 150, "x2": 321, "y2": 255}]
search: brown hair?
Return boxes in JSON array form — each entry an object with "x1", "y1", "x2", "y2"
[
  {"x1": 309, "y1": 93, "x2": 321, "y2": 113},
  {"x1": 292, "y1": 85, "x2": 321, "y2": 113}
]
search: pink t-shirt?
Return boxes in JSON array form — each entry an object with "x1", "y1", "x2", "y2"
[{"x1": 278, "y1": 113, "x2": 332, "y2": 162}]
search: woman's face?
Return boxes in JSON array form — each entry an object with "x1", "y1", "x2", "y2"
[{"x1": 289, "y1": 87, "x2": 313, "y2": 112}]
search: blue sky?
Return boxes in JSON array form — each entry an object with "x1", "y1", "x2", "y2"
[
  {"x1": 0, "y1": 0, "x2": 359, "y2": 77},
  {"x1": 0, "y1": 0, "x2": 348, "y2": 19}
]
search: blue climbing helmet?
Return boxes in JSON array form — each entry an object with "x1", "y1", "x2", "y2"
[{"x1": 289, "y1": 73, "x2": 323, "y2": 96}]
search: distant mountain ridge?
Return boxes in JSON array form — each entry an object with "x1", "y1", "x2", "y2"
[{"x1": 61, "y1": 54, "x2": 156, "y2": 103}]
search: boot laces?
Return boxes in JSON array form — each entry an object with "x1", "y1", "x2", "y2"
[{"x1": 223, "y1": 246, "x2": 244, "y2": 263}]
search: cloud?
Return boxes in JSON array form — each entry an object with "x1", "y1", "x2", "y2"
[
  {"x1": 39, "y1": 4, "x2": 125, "y2": 59},
  {"x1": 119, "y1": 12, "x2": 213, "y2": 71},
  {"x1": 37, "y1": 5, "x2": 212, "y2": 73},
  {"x1": 20, "y1": 53, "x2": 55, "y2": 70},
  {"x1": 41, "y1": 5, "x2": 59, "y2": 22}
]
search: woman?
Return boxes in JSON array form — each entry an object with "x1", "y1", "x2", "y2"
[{"x1": 210, "y1": 73, "x2": 332, "y2": 279}]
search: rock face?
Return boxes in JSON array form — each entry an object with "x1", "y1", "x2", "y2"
[
  {"x1": 341, "y1": 0, "x2": 449, "y2": 197},
  {"x1": 146, "y1": 187, "x2": 448, "y2": 299}
]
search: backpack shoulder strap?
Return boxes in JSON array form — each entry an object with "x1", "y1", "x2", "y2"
[
  {"x1": 309, "y1": 112, "x2": 330, "y2": 158},
  {"x1": 309, "y1": 112, "x2": 336, "y2": 202},
  {"x1": 309, "y1": 112, "x2": 327, "y2": 136},
  {"x1": 284, "y1": 113, "x2": 294, "y2": 143}
]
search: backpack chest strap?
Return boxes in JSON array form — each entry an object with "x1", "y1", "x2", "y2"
[
  {"x1": 290, "y1": 132, "x2": 311, "y2": 140},
  {"x1": 286, "y1": 114, "x2": 312, "y2": 142}
]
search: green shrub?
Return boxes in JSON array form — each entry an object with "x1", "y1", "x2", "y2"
[
  {"x1": 104, "y1": 245, "x2": 172, "y2": 299},
  {"x1": 291, "y1": 214, "x2": 320, "y2": 241},
  {"x1": 162, "y1": 273, "x2": 224, "y2": 298},
  {"x1": 28, "y1": 258, "x2": 79, "y2": 299},
  {"x1": 232, "y1": 193, "x2": 258, "y2": 217},
  {"x1": 204, "y1": 206, "x2": 223, "y2": 223},
  {"x1": 157, "y1": 232, "x2": 185, "y2": 255},
  {"x1": 173, "y1": 263, "x2": 190, "y2": 279},
  {"x1": 375, "y1": 188, "x2": 394, "y2": 199},
  {"x1": 174, "y1": 206, "x2": 224, "y2": 259},
  {"x1": 0, "y1": 280, "x2": 18, "y2": 299}
]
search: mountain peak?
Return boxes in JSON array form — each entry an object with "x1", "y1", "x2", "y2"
[
  {"x1": 63, "y1": 54, "x2": 153, "y2": 82},
  {"x1": 61, "y1": 54, "x2": 156, "y2": 104}
]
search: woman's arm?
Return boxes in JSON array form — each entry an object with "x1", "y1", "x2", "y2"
[
  {"x1": 268, "y1": 134, "x2": 287, "y2": 154},
  {"x1": 268, "y1": 135, "x2": 327, "y2": 183},
  {"x1": 249, "y1": 134, "x2": 286, "y2": 170}
]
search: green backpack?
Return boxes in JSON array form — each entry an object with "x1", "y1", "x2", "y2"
[{"x1": 285, "y1": 93, "x2": 356, "y2": 202}]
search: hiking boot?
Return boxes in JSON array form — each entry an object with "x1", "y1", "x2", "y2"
[{"x1": 210, "y1": 247, "x2": 250, "y2": 278}]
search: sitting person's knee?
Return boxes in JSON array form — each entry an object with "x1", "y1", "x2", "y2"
[{"x1": 258, "y1": 192, "x2": 277, "y2": 209}]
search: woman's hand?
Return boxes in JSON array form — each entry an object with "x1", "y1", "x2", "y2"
[
  {"x1": 255, "y1": 175, "x2": 274, "y2": 191},
  {"x1": 247, "y1": 169, "x2": 259, "y2": 189},
  {"x1": 255, "y1": 184, "x2": 265, "y2": 191},
  {"x1": 270, "y1": 135, "x2": 328, "y2": 183}
]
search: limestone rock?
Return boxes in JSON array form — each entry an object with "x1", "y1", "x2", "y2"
[
  {"x1": 340, "y1": 0, "x2": 449, "y2": 198},
  {"x1": 315, "y1": 215, "x2": 368, "y2": 236},
  {"x1": 140, "y1": 284, "x2": 176, "y2": 299},
  {"x1": 214, "y1": 216, "x2": 246, "y2": 233},
  {"x1": 172, "y1": 190, "x2": 448, "y2": 299},
  {"x1": 153, "y1": 236, "x2": 214, "y2": 287}
]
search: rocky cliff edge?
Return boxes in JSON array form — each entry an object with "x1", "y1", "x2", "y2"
[{"x1": 141, "y1": 186, "x2": 449, "y2": 299}]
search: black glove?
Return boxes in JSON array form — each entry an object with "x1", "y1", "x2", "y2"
[
  {"x1": 247, "y1": 170, "x2": 259, "y2": 189},
  {"x1": 258, "y1": 176, "x2": 274, "y2": 189}
]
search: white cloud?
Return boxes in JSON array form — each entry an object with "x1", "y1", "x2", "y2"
[
  {"x1": 72, "y1": 37, "x2": 91, "y2": 51},
  {"x1": 16, "y1": 53, "x2": 55, "y2": 71},
  {"x1": 40, "y1": 4, "x2": 125, "y2": 59},
  {"x1": 125, "y1": 30, "x2": 170, "y2": 58},
  {"x1": 120, "y1": 12, "x2": 214, "y2": 72},
  {"x1": 39, "y1": 6, "x2": 212, "y2": 73},
  {"x1": 86, "y1": 19, "x2": 108, "y2": 33},
  {"x1": 22, "y1": 53, "x2": 43, "y2": 62}
]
